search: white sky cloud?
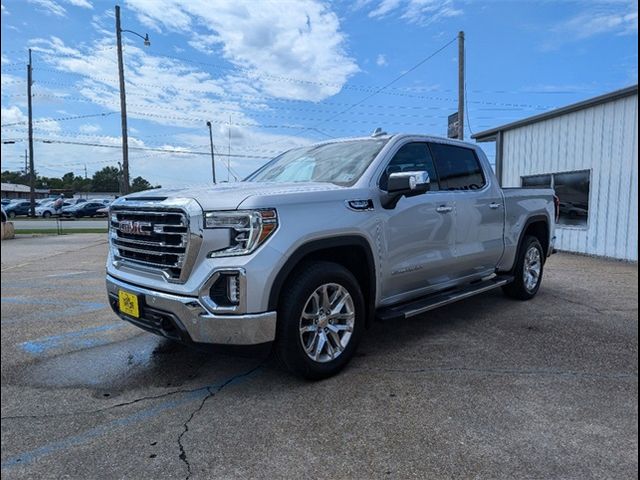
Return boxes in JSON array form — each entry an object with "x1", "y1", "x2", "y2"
[
  {"x1": 26, "y1": 0, "x2": 67, "y2": 17},
  {"x1": 125, "y1": 0, "x2": 359, "y2": 101},
  {"x1": 66, "y1": 0, "x2": 92, "y2": 9},
  {"x1": 1, "y1": 105, "x2": 27, "y2": 125},
  {"x1": 25, "y1": 0, "x2": 92, "y2": 17},
  {"x1": 365, "y1": 0, "x2": 462, "y2": 25},
  {"x1": 78, "y1": 123, "x2": 101, "y2": 133},
  {"x1": 6, "y1": 31, "x2": 320, "y2": 184},
  {"x1": 539, "y1": 1, "x2": 638, "y2": 51},
  {"x1": 376, "y1": 54, "x2": 388, "y2": 67}
]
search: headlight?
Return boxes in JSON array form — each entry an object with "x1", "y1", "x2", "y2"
[{"x1": 205, "y1": 209, "x2": 278, "y2": 257}]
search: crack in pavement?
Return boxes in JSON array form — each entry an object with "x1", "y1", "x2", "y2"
[
  {"x1": 0, "y1": 385, "x2": 210, "y2": 421},
  {"x1": 544, "y1": 291, "x2": 621, "y2": 316},
  {"x1": 176, "y1": 363, "x2": 264, "y2": 480}
]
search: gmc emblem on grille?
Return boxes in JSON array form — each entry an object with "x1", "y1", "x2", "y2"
[{"x1": 119, "y1": 220, "x2": 152, "y2": 236}]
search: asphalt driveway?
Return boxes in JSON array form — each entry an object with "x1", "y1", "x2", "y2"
[{"x1": 1, "y1": 234, "x2": 637, "y2": 479}]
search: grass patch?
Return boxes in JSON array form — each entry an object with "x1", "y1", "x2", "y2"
[{"x1": 15, "y1": 228, "x2": 108, "y2": 235}]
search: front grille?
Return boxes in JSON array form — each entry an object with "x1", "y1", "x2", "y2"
[{"x1": 110, "y1": 208, "x2": 190, "y2": 280}]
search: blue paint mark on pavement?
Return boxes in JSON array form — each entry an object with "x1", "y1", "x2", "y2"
[{"x1": 19, "y1": 323, "x2": 126, "y2": 355}]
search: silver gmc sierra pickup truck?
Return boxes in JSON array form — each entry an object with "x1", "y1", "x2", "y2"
[{"x1": 106, "y1": 132, "x2": 557, "y2": 379}]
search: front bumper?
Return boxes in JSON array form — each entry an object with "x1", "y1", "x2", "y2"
[{"x1": 106, "y1": 275, "x2": 276, "y2": 345}]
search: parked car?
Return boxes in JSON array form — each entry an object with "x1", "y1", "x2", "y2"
[
  {"x1": 1, "y1": 199, "x2": 14, "y2": 207},
  {"x1": 1, "y1": 206, "x2": 6, "y2": 223},
  {"x1": 4, "y1": 201, "x2": 33, "y2": 218},
  {"x1": 36, "y1": 200, "x2": 73, "y2": 218},
  {"x1": 106, "y1": 132, "x2": 558, "y2": 379},
  {"x1": 61, "y1": 201, "x2": 108, "y2": 218},
  {"x1": 559, "y1": 201, "x2": 588, "y2": 218}
]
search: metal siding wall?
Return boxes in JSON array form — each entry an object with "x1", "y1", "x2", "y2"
[{"x1": 501, "y1": 93, "x2": 638, "y2": 260}]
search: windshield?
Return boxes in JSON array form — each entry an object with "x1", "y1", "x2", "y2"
[{"x1": 246, "y1": 139, "x2": 388, "y2": 186}]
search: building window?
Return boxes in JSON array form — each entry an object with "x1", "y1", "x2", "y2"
[
  {"x1": 522, "y1": 174, "x2": 551, "y2": 188},
  {"x1": 522, "y1": 170, "x2": 590, "y2": 228}
]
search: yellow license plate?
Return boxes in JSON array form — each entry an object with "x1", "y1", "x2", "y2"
[{"x1": 118, "y1": 290, "x2": 140, "y2": 318}]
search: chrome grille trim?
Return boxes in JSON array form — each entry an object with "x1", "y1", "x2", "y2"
[
  {"x1": 111, "y1": 235, "x2": 188, "y2": 249},
  {"x1": 109, "y1": 199, "x2": 203, "y2": 283}
]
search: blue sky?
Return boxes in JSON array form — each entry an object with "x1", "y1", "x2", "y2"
[{"x1": 1, "y1": 0, "x2": 637, "y2": 187}]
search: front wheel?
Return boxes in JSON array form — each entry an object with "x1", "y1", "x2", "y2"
[
  {"x1": 275, "y1": 261, "x2": 365, "y2": 380},
  {"x1": 8, "y1": 211, "x2": 16, "y2": 219},
  {"x1": 502, "y1": 236, "x2": 545, "y2": 300},
  {"x1": 43, "y1": 211, "x2": 51, "y2": 218}
]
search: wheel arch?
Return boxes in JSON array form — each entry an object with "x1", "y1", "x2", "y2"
[
  {"x1": 268, "y1": 235, "x2": 377, "y2": 326},
  {"x1": 515, "y1": 215, "x2": 550, "y2": 266}
]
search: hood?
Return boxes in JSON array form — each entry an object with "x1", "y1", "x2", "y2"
[{"x1": 120, "y1": 182, "x2": 346, "y2": 211}]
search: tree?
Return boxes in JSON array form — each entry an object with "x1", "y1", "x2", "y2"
[
  {"x1": 91, "y1": 166, "x2": 120, "y2": 192},
  {"x1": 3, "y1": 166, "x2": 156, "y2": 194},
  {"x1": 130, "y1": 176, "x2": 154, "y2": 193},
  {"x1": 1, "y1": 170, "x2": 29, "y2": 185}
]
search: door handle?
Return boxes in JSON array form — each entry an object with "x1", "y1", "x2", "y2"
[
  {"x1": 436, "y1": 205, "x2": 453, "y2": 213},
  {"x1": 489, "y1": 202, "x2": 502, "y2": 209}
]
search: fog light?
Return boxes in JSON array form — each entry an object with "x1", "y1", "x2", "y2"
[
  {"x1": 209, "y1": 273, "x2": 240, "y2": 307},
  {"x1": 228, "y1": 275, "x2": 239, "y2": 304}
]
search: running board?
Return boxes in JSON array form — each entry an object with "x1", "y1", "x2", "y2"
[{"x1": 376, "y1": 275, "x2": 514, "y2": 322}]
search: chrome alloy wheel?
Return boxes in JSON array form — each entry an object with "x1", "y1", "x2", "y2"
[
  {"x1": 299, "y1": 283, "x2": 355, "y2": 363},
  {"x1": 523, "y1": 245, "x2": 542, "y2": 292}
]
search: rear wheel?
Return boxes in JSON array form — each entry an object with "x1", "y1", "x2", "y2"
[
  {"x1": 8, "y1": 211, "x2": 16, "y2": 219},
  {"x1": 276, "y1": 261, "x2": 365, "y2": 380},
  {"x1": 502, "y1": 236, "x2": 544, "y2": 300}
]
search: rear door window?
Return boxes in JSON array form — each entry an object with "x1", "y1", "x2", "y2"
[{"x1": 429, "y1": 143, "x2": 486, "y2": 191}]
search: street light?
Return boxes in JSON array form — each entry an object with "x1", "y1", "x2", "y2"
[
  {"x1": 115, "y1": 5, "x2": 150, "y2": 195},
  {"x1": 206, "y1": 121, "x2": 216, "y2": 184},
  {"x1": 121, "y1": 30, "x2": 151, "y2": 46}
]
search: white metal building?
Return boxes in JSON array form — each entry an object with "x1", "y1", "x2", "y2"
[{"x1": 473, "y1": 85, "x2": 638, "y2": 261}]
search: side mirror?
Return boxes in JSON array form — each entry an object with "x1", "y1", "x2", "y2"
[
  {"x1": 382, "y1": 171, "x2": 430, "y2": 209},
  {"x1": 387, "y1": 171, "x2": 431, "y2": 194}
]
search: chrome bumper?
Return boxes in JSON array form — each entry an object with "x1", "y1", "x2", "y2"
[{"x1": 106, "y1": 275, "x2": 276, "y2": 345}]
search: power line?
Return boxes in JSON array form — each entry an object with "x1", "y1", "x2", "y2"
[
  {"x1": 1, "y1": 111, "x2": 117, "y2": 127},
  {"x1": 32, "y1": 79, "x2": 554, "y2": 111},
  {"x1": 31, "y1": 138, "x2": 272, "y2": 158},
  {"x1": 309, "y1": 37, "x2": 458, "y2": 128}
]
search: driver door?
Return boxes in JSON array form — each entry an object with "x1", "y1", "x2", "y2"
[{"x1": 380, "y1": 142, "x2": 458, "y2": 304}]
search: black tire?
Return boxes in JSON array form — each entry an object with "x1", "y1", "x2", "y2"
[
  {"x1": 43, "y1": 211, "x2": 51, "y2": 218},
  {"x1": 8, "y1": 211, "x2": 16, "y2": 219},
  {"x1": 502, "y1": 235, "x2": 544, "y2": 300},
  {"x1": 275, "y1": 261, "x2": 365, "y2": 380}
]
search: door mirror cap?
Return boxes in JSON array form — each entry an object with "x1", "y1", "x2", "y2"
[{"x1": 387, "y1": 171, "x2": 431, "y2": 194}]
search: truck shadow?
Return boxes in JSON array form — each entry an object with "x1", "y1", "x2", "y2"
[{"x1": 11, "y1": 289, "x2": 528, "y2": 392}]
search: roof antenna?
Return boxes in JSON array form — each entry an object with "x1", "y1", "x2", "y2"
[{"x1": 371, "y1": 127, "x2": 386, "y2": 137}]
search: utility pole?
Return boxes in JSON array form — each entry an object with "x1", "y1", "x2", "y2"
[
  {"x1": 206, "y1": 121, "x2": 216, "y2": 184},
  {"x1": 457, "y1": 30, "x2": 465, "y2": 141},
  {"x1": 115, "y1": 5, "x2": 130, "y2": 195},
  {"x1": 227, "y1": 116, "x2": 231, "y2": 182},
  {"x1": 84, "y1": 164, "x2": 88, "y2": 199},
  {"x1": 27, "y1": 49, "x2": 35, "y2": 216},
  {"x1": 23, "y1": 149, "x2": 27, "y2": 176},
  {"x1": 114, "y1": 6, "x2": 150, "y2": 195}
]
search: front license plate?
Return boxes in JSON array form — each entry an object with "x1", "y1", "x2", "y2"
[{"x1": 118, "y1": 290, "x2": 140, "y2": 318}]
